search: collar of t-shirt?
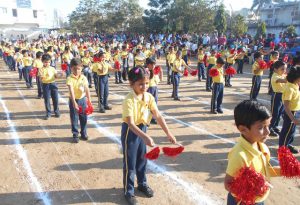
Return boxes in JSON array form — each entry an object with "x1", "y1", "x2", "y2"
[{"x1": 238, "y1": 136, "x2": 268, "y2": 159}]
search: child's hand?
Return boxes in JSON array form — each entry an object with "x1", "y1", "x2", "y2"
[
  {"x1": 73, "y1": 103, "x2": 80, "y2": 112},
  {"x1": 167, "y1": 133, "x2": 177, "y2": 144},
  {"x1": 144, "y1": 136, "x2": 155, "y2": 147}
]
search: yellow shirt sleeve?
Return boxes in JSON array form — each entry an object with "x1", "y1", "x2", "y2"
[
  {"x1": 226, "y1": 150, "x2": 247, "y2": 177},
  {"x1": 282, "y1": 87, "x2": 294, "y2": 101},
  {"x1": 122, "y1": 99, "x2": 134, "y2": 119}
]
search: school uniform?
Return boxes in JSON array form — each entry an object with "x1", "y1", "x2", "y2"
[
  {"x1": 62, "y1": 52, "x2": 73, "y2": 77},
  {"x1": 211, "y1": 66, "x2": 224, "y2": 113},
  {"x1": 15, "y1": 53, "x2": 23, "y2": 80},
  {"x1": 270, "y1": 73, "x2": 285, "y2": 132},
  {"x1": 95, "y1": 61, "x2": 111, "y2": 111},
  {"x1": 279, "y1": 82, "x2": 300, "y2": 147},
  {"x1": 40, "y1": 66, "x2": 60, "y2": 117},
  {"x1": 182, "y1": 47, "x2": 188, "y2": 65},
  {"x1": 67, "y1": 74, "x2": 89, "y2": 137},
  {"x1": 172, "y1": 58, "x2": 185, "y2": 99},
  {"x1": 236, "y1": 52, "x2": 245, "y2": 74},
  {"x1": 250, "y1": 62, "x2": 263, "y2": 100},
  {"x1": 113, "y1": 53, "x2": 122, "y2": 84},
  {"x1": 22, "y1": 56, "x2": 33, "y2": 88},
  {"x1": 91, "y1": 62, "x2": 99, "y2": 94},
  {"x1": 33, "y1": 59, "x2": 43, "y2": 98},
  {"x1": 197, "y1": 53, "x2": 206, "y2": 81},
  {"x1": 225, "y1": 55, "x2": 235, "y2": 87},
  {"x1": 206, "y1": 56, "x2": 216, "y2": 90},
  {"x1": 7, "y1": 49, "x2": 15, "y2": 71},
  {"x1": 121, "y1": 50, "x2": 129, "y2": 81},
  {"x1": 166, "y1": 52, "x2": 176, "y2": 84},
  {"x1": 121, "y1": 91, "x2": 158, "y2": 197},
  {"x1": 81, "y1": 57, "x2": 92, "y2": 87},
  {"x1": 268, "y1": 57, "x2": 277, "y2": 95}
]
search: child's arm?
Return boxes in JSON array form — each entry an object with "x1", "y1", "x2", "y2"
[
  {"x1": 151, "y1": 109, "x2": 176, "y2": 144},
  {"x1": 84, "y1": 83, "x2": 91, "y2": 103},
  {"x1": 283, "y1": 100, "x2": 300, "y2": 125},
  {"x1": 126, "y1": 116, "x2": 155, "y2": 147},
  {"x1": 67, "y1": 85, "x2": 79, "y2": 112},
  {"x1": 268, "y1": 165, "x2": 281, "y2": 177},
  {"x1": 224, "y1": 174, "x2": 234, "y2": 192}
]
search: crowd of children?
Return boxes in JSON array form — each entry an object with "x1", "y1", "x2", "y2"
[{"x1": 0, "y1": 34, "x2": 300, "y2": 205}]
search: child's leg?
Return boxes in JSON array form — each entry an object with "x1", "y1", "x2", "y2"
[
  {"x1": 200, "y1": 63, "x2": 206, "y2": 79},
  {"x1": 50, "y1": 83, "x2": 60, "y2": 116},
  {"x1": 103, "y1": 75, "x2": 109, "y2": 108},
  {"x1": 18, "y1": 68, "x2": 23, "y2": 80},
  {"x1": 171, "y1": 72, "x2": 175, "y2": 97},
  {"x1": 174, "y1": 74, "x2": 180, "y2": 99},
  {"x1": 167, "y1": 65, "x2": 171, "y2": 84},
  {"x1": 28, "y1": 66, "x2": 33, "y2": 87},
  {"x1": 97, "y1": 75, "x2": 104, "y2": 110},
  {"x1": 206, "y1": 65, "x2": 212, "y2": 90},
  {"x1": 211, "y1": 83, "x2": 218, "y2": 112},
  {"x1": 279, "y1": 111, "x2": 297, "y2": 147},
  {"x1": 114, "y1": 71, "x2": 118, "y2": 83},
  {"x1": 24, "y1": 66, "x2": 30, "y2": 87},
  {"x1": 197, "y1": 63, "x2": 201, "y2": 81},
  {"x1": 37, "y1": 77, "x2": 43, "y2": 97},
  {"x1": 217, "y1": 84, "x2": 224, "y2": 111},
  {"x1": 118, "y1": 71, "x2": 122, "y2": 83},
  {"x1": 136, "y1": 125, "x2": 148, "y2": 187},
  {"x1": 93, "y1": 72, "x2": 98, "y2": 93},
  {"x1": 270, "y1": 93, "x2": 282, "y2": 129},
  {"x1": 42, "y1": 84, "x2": 51, "y2": 116},
  {"x1": 250, "y1": 75, "x2": 259, "y2": 100},
  {"x1": 78, "y1": 97, "x2": 88, "y2": 137},
  {"x1": 87, "y1": 72, "x2": 92, "y2": 87},
  {"x1": 69, "y1": 99, "x2": 79, "y2": 137}
]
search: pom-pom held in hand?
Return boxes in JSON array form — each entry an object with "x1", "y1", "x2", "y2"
[
  {"x1": 145, "y1": 147, "x2": 160, "y2": 160},
  {"x1": 258, "y1": 60, "x2": 268, "y2": 70},
  {"x1": 215, "y1": 53, "x2": 222, "y2": 58},
  {"x1": 183, "y1": 69, "x2": 189, "y2": 77},
  {"x1": 29, "y1": 67, "x2": 38, "y2": 77},
  {"x1": 209, "y1": 68, "x2": 219, "y2": 77},
  {"x1": 153, "y1": 66, "x2": 161, "y2": 75},
  {"x1": 229, "y1": 166, "x2": 269, "y2": 205},
  {"x1": 162, "y1": 145, "x2": 184, "y2": 157},
  {"x1": 114, "y1": 61, "x2": 121, "y2": 70},
  {"x1": 283, "y1": 55, "x2": 289, "y2": 63},
  {"x1": 61, "y1": 63, "x2": 68, "y2": 72},
  {"x1": 225, "y1": 66, "x2": 237, "y2": 76},
  {"x1": 270, "y1": 41, "x2": 275, "y2": 49},
  {"x1": 77, "y1": 101, "x2": 94, "y2": 115},
  {"x1": 93, "y1": 56, "x2": 100, "y2": 62},
  {"x1": 278, "y1": 146, "x2": 300, "y2": 178},
  {"x1": 267, "y1": 61, "x2": 274, "y2": 69},
  {"x1": 190, "y1": 70, "x2": 198, "y2": 76}
]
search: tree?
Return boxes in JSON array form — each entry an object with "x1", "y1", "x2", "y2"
[
  {"x1": 214, "y1": 4, "x2": 227, "y2": 34},
  {"x1": 256, "y1": 21, "x2": 267, "y2": 38},
  {"x1": 231, "y1": 14, "x2": 248, "y2": 36},
  {"x1": 286, "y1": 25, "x2": 297, "y2": 37}
]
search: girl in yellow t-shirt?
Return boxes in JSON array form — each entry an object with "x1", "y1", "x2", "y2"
[{"x1": 22, "y1": 50, "x2": 34, "y2": 88}]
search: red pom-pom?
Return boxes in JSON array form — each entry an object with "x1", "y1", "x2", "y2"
[
  {"x1": 258, "y1": 60, "x2": 268, "y2": 70},
  {"x1": 78, "y1": 106, "x2": 83, "y2": 114},
  {"x1": 114, "y1": 61, "x2": 121, "y2": 70},
  {"x1": 278, "y1": 146, "x2": 300, "y2": 178},
  {"x1": 145, "y1": 147, "x2": 160, "y2": 160},
  {"x1": 278, "y1": 42, "x2": 283, "y2": 47},
  {"x1": 282, "y1": 42, "x2": 287, "y2": 49},
  {"x1": 229, "y1": 166, "x2": 269, "y2": 205},
  {"x1": 4, "y1": 52, "x2": 8, "y2": 57},
  {"x1": 61, "y1": 63, "x2": 68, "y2": 72},
  {"x1": 85, "y1": 101, "x2": 94, "y2": 115},
  {"x1": 209, "y1": 68, "x2": 219, "y2": 77},
  {"x1": 83, "y1": 45, "x2": 87, "y2": 49},
  {"x1": 283, "y1": 55, "x2": 289, "y2": 63},
  {"x1": 162, "y1": 145, "x2": 184, "y2": 157},
  {"x1": 225, "y1": 66, "x2": 237, "y2": 75},
  {"x1": 29, "y1": 67, "x2": 38, "y2": 77},
  {"x1": 183, "y1": 69, "x2": 189, "y2": 77},
  {"x1": 93, "y1": 56, "x2": 100, "y2": 62},
  {"x1": 190, "y1": 69, "x2": 198, "y2": 76},
  {"x1": 153, "y1": 66, "x2": 161, "y2": 75},
  {"x1": 270, "y1": 41, "x2": 275, "y2": 49},
  {"x1": 230, "y1": 49, "x2": 235, "y2": 54},
  {"x1": 215, "y1": 53, "x2": 222, "y2": 58},
  {"x1": 267, "y1": 61, "x2": 274, "y2": 69}
]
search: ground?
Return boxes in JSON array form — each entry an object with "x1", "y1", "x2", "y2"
[{"x1": 0, "y1": 57, "x2": 299, "y2": 205}]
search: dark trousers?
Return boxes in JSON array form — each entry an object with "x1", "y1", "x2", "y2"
[
  {"x1": 147, "y1": 86, "x2": 158, "y2": 104},
  {"x1": 279, "y1": 111, "x2": 299, "y2": 147},
  {"x1": 206, "y1": 64, "x2": 214, "y2": 90},
  {"x1": 66, "y1": 64, "x2": 71, "y2": 77},
  {"x1": 36, "y1": 76, "x2": 43, "y2": 97},
  {"x1": 69, "y1": 97, "x2": 87, "y2": 137},
  {"x1": 268, "y1": 69, "x2": 274, "y2": 94},
  {"x1": 23, "y1": 66, "x2": 33, "y2": 87},
  {"x1": 197, "y1": 63, "x2": 206, "y2": 80},
  {"x1": 97, "y1": 75, "x2": 109, "y2": 109},
  {"x1": 121, "y1": 123, "x2": 147, "y2": 197},
  {"x1": 172, "y1": 72, "x2": 180, "y2": 98},
  {"x1": 83, "y1": 67, "x2": 92, "y2": 86},
  {"x1": 225, "y1": 63, "x2": 233, "y2": 86},
  {"x1": 17, "y1": 64, "x2": 23, "y2": 80},
  {"x1": 93, "y1": 72, "x2": 98, "y2": 93},
  {"x1": 250, "y1": 75, "x2": 262, "y2": 100},
  {"x1": 115, "y1": 71, "x2": 122, "y2": 83},
  {"x1": 42, "y1": 83, "x2": 59, "y2": 116},
  {"x1": 270, "y1": 92, "x2": 284, "y2": 130},
  {"x1": 236, "y1": 59, "x2": 244, "y2": 74},
  {"x1": 7, "y1": 56, "x2": 15, "y2": 70},
  {"x1": 166, "y1": 64, "x2": 171, "y2": 84},
  {"x1": 183, "y1": 55, "x2": 188, "y2": 65},
  {"x1": 122, "y1": 58, "x2": 129, "y2": 81},
  {"x1": 211, "y1": 83, "x2": 224, "y2": 112},
  {"x1": 227, "y1": 193, "x2": 264, "y2": 205}
]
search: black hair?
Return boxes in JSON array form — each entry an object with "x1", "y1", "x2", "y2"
[
  {"x1": 270, "y1": 51, "x2": 279, "y2": 56},
  {"x1": 216, "y1": 57, "x2": 225, "y2": 65},
  {"x1": 286, "y1": 66, "x2": 300, "y2": 83},
  {"x1": 146, "y1": 57, "x2": 156, "y2": 65},
  {"x1": 36, "y1": 51, "x2": 43, "y2": 59},
  {"x1": 273, "y1": 60, "x2": 285, "y2": 70},
  {"x1": 234, "y1": 100, "x2": 271, "y2": 129},
  {"x1": 128, "y1": 66, "x2": 149, "y2": 84},
  {"x1": 64, "y1": 46, "x2": 70, "y2": 52},
  {"x1": 254, "y1": 52, "x2": 262, "y2": 60},
  {"x1": 98, "y1": 51, "x2": 105, "y2": 57},
  {"x1": 21, "y1": 50, "x2": 28, "y2": 55},
  {"x1": 70, "y1": 58, "x2": 82, "y2": 67},
  {"x1": 47, "y1": 46, "x2": 53, "y2": 52},
  {"x1": 42, "y1": 53, "x2": 51, "y2": 62}
]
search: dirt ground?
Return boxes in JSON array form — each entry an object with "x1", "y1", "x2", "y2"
[{"x1": 0, "y1": 57, "x2": 299, "y2": 205}]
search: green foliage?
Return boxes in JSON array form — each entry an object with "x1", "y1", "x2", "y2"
[
  {"x1": 286, "y1": 25, "x2": 297, "y2": 37},
  {"x1": 214, "y1": 4, "x2": 227, "y2": 34},
  {"x1": 256, "y1": 21, "x2": 267, "y2": 38},
  {"x1": 231, "y1": 14, "x2": 248, "y2": 36}
]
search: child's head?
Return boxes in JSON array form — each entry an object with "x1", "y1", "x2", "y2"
[
  {"x1": 273, "y1": 60, "x2": 286, "y2": 75},
  {"x1": 70, "y1": 58, "x2": 82, "y2": 76},
  {"x1": 293, "y1": 55, "x2": 300, "y2": 66},
  {"x1": 98, "y1": 51, "x2": 105, "y2": 61},
  {"x1": 254, "y1": 52, "x2": 262, "y2": 62},
  {"x1": 42, "y1": 53, "x2": 51, "y2": 67},
  {"x1": 128, "y1": 67, "x2": 150, "y2": 95},
  {"x1": 216, "y1": 57, "x2": 225, "y2": 67},
  {"x1": 145, "y1": 57, "x2": 156, "y2": 70},
  {"x1": 198, "y1": 48, "x2": 203, "y2": 54},
  {"x1": 84, "y1": 50, "x2": 89, "y2": 57},
  {"x1": 36, "y1": 51, "x2": 43, "y2": 59},
  {"x1": 22, "y1": 50, "x2": 28, "y2": 57},
  {"x1": 234, "y1": 100, "x2": 271, "y2": 143},
  {"x1": 286, "y1": 66, "x2": 300, "y2": 84},
  {"x1": 270, "y1": 51, "x2": 279, "y2": 60},
  {"x1": 176, "y1": 50, "x2": 182, "y2": 59}
]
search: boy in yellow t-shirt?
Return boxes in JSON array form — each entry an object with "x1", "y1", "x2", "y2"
[
  {"x1": 250, "y1": 52, "x2": 264, "y2": 100},
  {"x1": 225, "y1": 100, "x2": 280, "y2": 205},
  {"x1": 22, "y1": 50, "x2": 34, "y2": 88},
  {"x1": 211, "y1": 57, "x2": 225, "y2": 114},
  {"x1": 67, "y1": 58, "x2": 91, "y2": 143},
  {"x1": 14, "y1": 48, "x2": 23, "y2": 80},
  {"x1": 121, "y1": 45, "x2": 129, "y2": 81},
  {"x1": 81, "y1": 50, "x2": 92, "y2": 88},
  {"x1": 206, "y1": 50, "x2": 217, "y2": 91},
  {"x1": 166, "y1": 46, "x2": 176, "y2": 85},
  {"x1": 33, "y1": 51, "x2": 44, "y2": 99},
  {"x1": 197, "y1": 48, "x2": 206, "y2": 81}
]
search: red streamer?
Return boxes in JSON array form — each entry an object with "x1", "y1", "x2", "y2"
[
  {"x1": 225, "y1": 66, "x2": 237, "y2": 76},
  {"x1": 283, "y1": 55, "x2": 289, "y2": 63},
  {"x1": 162, "y1": 145, "x2": 184, "y2": 157},
  {"x1": 190, "y1": 69, "x2": 198, "y2": 76},
  {"x1": 29, "y1": 67, "x2": 38, "y2": 77},
  {"x1": 61, "y1": 63, "x2": 68, "y2": 72},
  {"x1": 153, "y1": 66, "x2": 161, "y2": 75},
  {"x1": 145, "y1": 147, "x2": 160, "y2": 160},
  {"x1": 209, "y1": 68, "x2": 219, "y2": 77},
  {"x1": 258, "y1": 60, "x2": 268, "y2": 70},
  {"x1": 278, "y1": 146, "x2": 300, "y2": 178}
]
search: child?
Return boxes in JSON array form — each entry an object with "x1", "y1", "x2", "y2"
[
  {"x1": 40, "y1": 54, "x2": 61, "y2": 120},
  {"x1": 268, "y1": 51, "x2": 279, "y2": 95},
  {"x1": 121, "y1": 66, "x2": 176, "y2": 205},
  {"x1": 22, "y1": 50, "x2": 34, "y2": 88},
  {"x1": 113, "y1": 47, "x2": 123, "y2": 84},
  {"x1": 211, "y1": 57, "x2": 225, "y2": 114},
  {"x1": 14, "y1": 48, "x2": 23, "y2": 80},
  {"x1": 236, "y1": 48, "x2": 246, "y2": 74},
  {"x1": 33, "y1": 51, "x2": 44, "y2": 99},
  {"x1": 224, "y1": 100, "x2": 280, "y2": 205},
  {"x1": 197, "y1": 48, "x2": 206, "y2": 81},
  {"x1": 81, "y1": 50, "x2": 93, "y2": 88},
  {"x1": 206, "y1": 50, "x2": 217, "y2": 91},
  {"x1": 121, "y1": 45, "x2": 129, "y2": 81},
  {"x1": 250, "y1": 52, "x2": 264, "y2": 100},
  {"x1": 62, "y1": 46, "x2": 74, "y2": 77},
  {"x1": 67, "y1": 58, "x2": 92, "y2": 143},
  {"x1": 166, "y1": 46, "x2": 176, "y2": 85},
  {"x1": 279, "y1": 65, "x2": 300, "y2": 154},
  {"x1": 269, "y1": 61, "x2": 287, "y2": 137},
  {"x1": 225, "y1": 50, "x2": 236, "y2": 87}
]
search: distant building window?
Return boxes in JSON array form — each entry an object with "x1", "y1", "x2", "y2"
[
  {"x1": 33, "y1": 10, "x2": 37, "y2": 18},
  {"x1": 12, "y1": 9, "x2": 17, "y2": 17},
  {"x1": 267, "y1": 14, "x2": 273, "y2": 18},
  {"x1": 1, "y1": 7, "x2": 7, "y2": 14}
]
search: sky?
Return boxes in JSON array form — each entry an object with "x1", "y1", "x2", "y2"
[{"x1": 44, "y1": 0, "x2": 254, "y2": 17}]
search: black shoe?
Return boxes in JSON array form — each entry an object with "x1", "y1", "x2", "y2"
[
  {"x1": 206, "y1": 89, "x2": 211, "y2": 92},
  {"x1": 73, "y1": 135, "x2": 79, "y2": 143},
  {"x1": 137, "y1": 185, "x2": 154, "y2": 198},
  {"x1": 125, "y1": 195, "x2": 138, "y2": 205},
  {"x1": 273, "y1": 127, "x2": 280, "y2": 134},
  {"x1": 150, "y1": 119, "x2": 157, "y2": 124},
  {"x1": 80, "y1": 135, "x2": 88, "y2": 141},
  {"x1": 104, "y1": 106, "x2": 112, "y2": 110},
  {"x1": 288, "y1": 145, "x2": 299, "y2": 154},
  {"x1": 54, "y1": 113, "x2": 60, "y2": 118},
  {"x1": 119, "y1": 81, "x2": 123, "y2": 84},
  {"x1": 211, "y1": 110, "x2": 218, "y2": 114},
  {"x1": 115, "y1": 81, "x2": 119, "y2": 84},
  {"x1": 217, "y1": 109, "x2": 223, "y2": 114},
  {"x1": 174, "y1": 97, "x2": 181, "y2": 101},
  {"x1": 44, "y1": 115, "x2": 50, "y2": 120},
  {"x1": 228, "y1": 84, "x2": 232, "y2": 87},
  {"x1": 269, "y1": 129, "x2": 279, "y2": 137},
  {"x1": 89, "y1": 85, "x2": 92, "y2": 88},
  {"x1": 99, "y1": 108, "x2": 106, "y2": 113}
]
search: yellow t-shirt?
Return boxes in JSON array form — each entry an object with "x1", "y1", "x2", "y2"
[
  {"x1": 226, "y1": 136, "x2": 278, "y2": 203},
  {"x1": 40, "y1": 66, "x2": 57, "y2": 84},
  {"x1": 135, "y1": 55, "x2": 145, "y2": 67},
  {"x1": 212, "y1": 67, "x2": 224, "y2": 83},
  {"x1": 282, "y1": 82, "x2": 300, "y2": 111},
  {"x1": 121, "y1": 51, "x2": 128, "y2": 59},
  {"x1": 271, "y1": 73, "x2": 286, "y2": 93},
  {"x1": 252, "y1": 61, "x2": 263, "y2": 76},
  {"x1": 208, "y1": 56, "x2": 216, "y2": 65},
  {"x1": 167, "y1": 53, "x2": 176, "y2": 64},
  {"x1": 227, "y1": 56, "x2": 235, "y2": 64},
  {"x1": 198, "y1": 54, "x2": 204, "y2": 63},
  {"x1": 172, "y1": 58, "x2": 185, "y2": 72},
  {"x1": 113, "y1": 53, "x2": 120, "y2": 62},
  {"x1": 62, "y1": 53, "x2": 72, "y2": 64},
  {"x1": 33, "y1": 59, "x2": 43, "y2": 69},
  {"x1": 182, "y1": 48, "x2": 187, "y2": 56},
  {"x1": 8, "y1": 49, "x2": 15, "y2": 56},
  {"x1": 22, "y1": 57, "x2": 33, "y2": 67},
  {"x1": 105, "y1": 51, "x2": 111, "y2": 62},
  {"x1": 81, "y1": 57, "x2": 91, "y2": 67},
  {"x1": 66, "y1": 74, "x2": 88, "y2": 99},
  {"x1": 144, "y1": 50, "x2": 152, "y2": 58},
  {"x1": 15, "y1": 53, "x2": 23, "y2": 63},
  {"x1": 149, "y1": 75, "x2": 160, "y2": 87},
  {"x1": 122, "y1": 91, "x2": 158, "y2": 125},
  {"x1": 92, "y1": 61, "x2": 111, "y2": 75}
]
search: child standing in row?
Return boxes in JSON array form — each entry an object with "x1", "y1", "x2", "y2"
[
  {"x1": 250, "y1": 52, "x2": 264, "y2": 100},
  {"x1": 197, "y1": 48, "x2": 206, "y2": 81},
  {"x1": 121, "y1": 66, "x2": 176, "y2": 205},
  {"x1": 206, "y1": 50, "x2": 217, "y2": 91},
  {"x1": 33, "y1": 51, "x2": 44, "y2": 99},
  {"x1": 81, "y1": 50, "x2": 93, "y2": 88},
  {"x1": 211, "y1": 57, "x2": 225, "y2": 114},
  {"x1": 22, "y1": 50, "x2": 33, "y2": 88}
]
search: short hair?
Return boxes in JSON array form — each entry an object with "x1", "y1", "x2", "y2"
[
  {"x1": 70, "y1": 58, "x2": 82, "y2": 67},
  {"x1": 254, "y1": 52, "x2": 262, "y2": 60},
  {"x1": 36, "y1": 51, "x2": 43, "y2": 59},
  {"x1": 234, "y1": 100, "x2": 271, "y2": 129},
  {"x1": 21, "y1": 50, "x2": 28, "y2": 55},
  {"x1": 128, "y1": 66, "x2": 149, "y2": 83},
  {"x1": 42, "y1": 53, "x2": 51, "y2": 62},
  {"x1": 286, "y1": 66, "x2": 300, "y2": 83},
  {"x1": 293, "y1": 55, "x2": 300, "y2": 66},
  {"x1": 146, "y1": 57, "x2": 156, "y2": 65},
  {"x1": 273, "y1": 60, "x2": 285, "y2": 70},
  {"x1": 216, "y1": 57, "x2": 225, "y2": 65}
]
